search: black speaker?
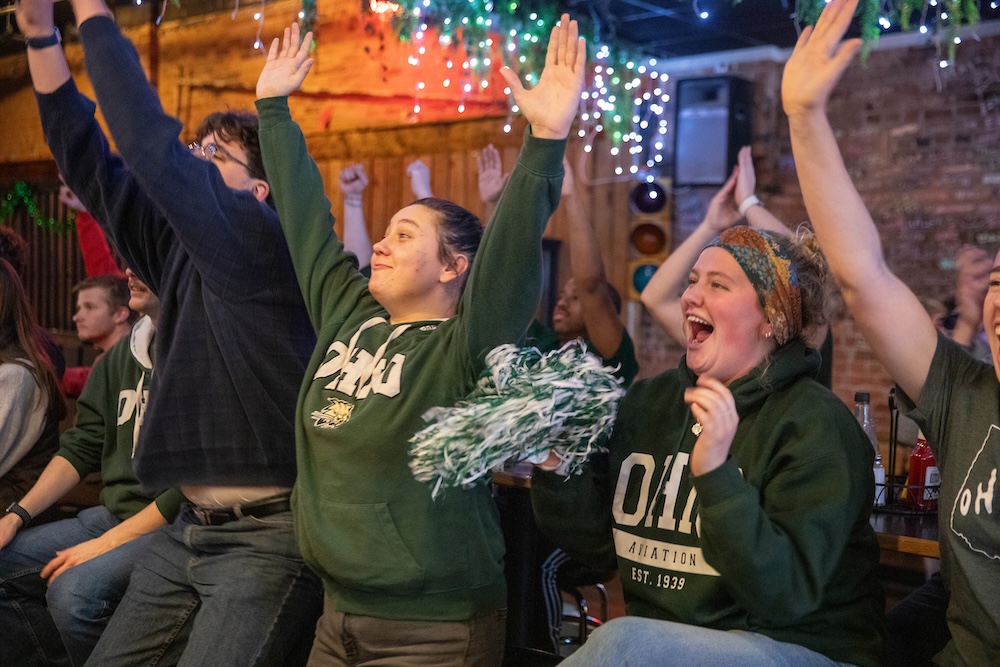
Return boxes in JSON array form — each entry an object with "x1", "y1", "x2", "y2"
[{"x1": 673, "y1": 76, "x2": 753, "y2": 186}]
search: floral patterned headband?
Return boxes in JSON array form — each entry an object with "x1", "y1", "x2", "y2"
[{"x1": 709, "y1": 226, "x2": 802, "y2": 346}]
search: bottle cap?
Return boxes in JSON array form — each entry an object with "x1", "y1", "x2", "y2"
[{"x1": 854, "y1": 391, "x2": 870, "y2": 403}]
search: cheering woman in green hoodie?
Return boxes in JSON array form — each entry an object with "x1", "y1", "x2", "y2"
[{"x1": 255, "y1": 18, "x2": 585, "y2": 664}]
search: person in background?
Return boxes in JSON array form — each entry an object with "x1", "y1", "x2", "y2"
[
  {"x1": 1, "y1": 259, "x2": 66, "y2": 512},
  {"x1": 59, "y1": 183, "x2": 123, "y2": 279},
  {"x1": 782, "y1": 0, "x2": 1000, "y2": 663},
  {"x1": 337, "y1": 159, "x2": 434, "y2": 273},
  {"x1": 640, "y1": 146, "x2": 835, "y2": 389},
  {"x1": 532, "y1": 223, "x2": 885, "y2": 666},
  {"x1": 478, "y1": 144, "x2": 638, "y2": 650},
  {"x1": 62, "y1": 274, "x2": 135, "y2": 398},
  {"x1": 19, "y1": 0, "x2": 322, "y2": 660},
  {"x1": 0, "y1": 270, "x2": 183, "y2": 667},
  {"x1": 255, "y1": 17, "x2": 584, "y2": 662},
  {"x1": 0, "y1": 226, "x2": 65, "y2": 379},
  {"x1": 887, "y1": 244, "x2": 991, "y2": 667}
]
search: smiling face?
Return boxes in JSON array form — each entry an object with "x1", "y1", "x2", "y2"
[
  {"x1": 986, "y1": 252, "x2": 1000, "y2": 382},
  {"x1": 369, "y1": 204, "x2": 459, "y2": 320},
  {"x1": 681, "y1": 247, "x2": 775, "y2": 384},
  {"x1": 125, "y1": 268, "x2": 159, "y2": 320}
]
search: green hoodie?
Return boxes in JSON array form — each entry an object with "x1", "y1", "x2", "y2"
[
  {"x1": 533, "y1": 340, "x2": 886, "y2": 667},
  {"x1": 57, "y1": 316, "x2": 183, "y2": 521},
  {"x1": 257, "y1": 96, "x2": 565, "y2": 621}
]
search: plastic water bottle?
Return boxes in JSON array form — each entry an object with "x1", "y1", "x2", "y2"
[{"x1": 854, "y1": 392, "x2": 885, "y2": 507}]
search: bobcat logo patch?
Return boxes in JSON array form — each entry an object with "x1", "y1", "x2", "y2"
[{"x1": 312, "y1": 398, "x2": 355, "y2": 429}]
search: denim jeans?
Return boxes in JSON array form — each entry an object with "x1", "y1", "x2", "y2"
[
  {"x1": 307, "y1": 593, "x2": 506, "y2": 666},
  {"x1": 560, "y1": 616, "x2": 856, "y2": 667},
  {"x1": 86, "y1": 506, "x2": 323, "y2": 666},
  {"x1": 0, "y1": 505, "x2": 148, "y2": 667}
]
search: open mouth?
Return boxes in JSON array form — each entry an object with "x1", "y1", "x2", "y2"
[{"x1": 687, "y1": 315, "x2": 714, "y2": 344}]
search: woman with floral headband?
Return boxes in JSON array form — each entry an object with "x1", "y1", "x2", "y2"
[{"x1": 532, "y1": 226, "x2": 885, "y2": 666}]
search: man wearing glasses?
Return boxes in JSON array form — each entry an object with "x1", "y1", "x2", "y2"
[{"x1": 15, "y1": 0, "x2": 322, "y2": 663}]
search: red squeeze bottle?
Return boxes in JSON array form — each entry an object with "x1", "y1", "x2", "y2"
[{"x1": 906, "y1": 433, "x2": 940, "y2": 511}]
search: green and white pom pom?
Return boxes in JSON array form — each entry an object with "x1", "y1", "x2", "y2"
[{"x1": 409, "y1": 340, "x2": 625, "y2": 499}]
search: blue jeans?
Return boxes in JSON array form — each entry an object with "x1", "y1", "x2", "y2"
[
  {"x1": 560, "y1": 616, "x2": 856, "y2": 667},
  {"x1": 86, "y1": 506, "x2": 323, "y2": 666},
  {"x1": 0, "y1": 505, "x2": 148, "y2": 667}
]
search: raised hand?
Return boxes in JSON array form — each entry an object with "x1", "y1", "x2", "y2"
[
  {"x1": 703, "y1": 167, "x2": 741, "y2": 234},
  {"x1": 781, "y1": 0, "x2": 861, "y2": 118},
  {"x1": 684, "y1": 376, "x2": 739, "y2": 476},
  {"x1": 476, "y1": 144, "x2": 508, "y2": 205},
  {"x1": 406, "y1": 160, "x2": 433, "y2": 199},
  {"x1": 560, "y1": 156, "x2": 575, "y2": 197},
  {"x1": 59, "y1": 184, "x2": 87, "y2": 213},
  {"x1": 256, "y1": 22, "x2": 314, "y2": 100},
  {"x1": 14, "y1": 0, "x2": 55, "y2": 39},
  {"x1": 500, "y1": 14, "x2": 586, "y2": 140},
  {"x1": 734, "y1": 146, "x2": 756, "y2": 205},
  {"x1": 338, "y1": 164, "x2": 368, "y2": 197}
]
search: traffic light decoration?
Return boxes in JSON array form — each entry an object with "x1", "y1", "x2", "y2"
[{"x1": 628, "y1": 178, "x2": 670, "y2": 300}]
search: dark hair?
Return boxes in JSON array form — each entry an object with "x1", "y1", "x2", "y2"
[
  {"x1": 195, "y1": 111, "x2": 268, "y2": 182},
  {"x1": 0, "y1": 260, "x2": 65, "y2": 422},
  {"x1": 73, "y1": 274, "x2": 138, "y2": 326},
  {"x1": 413, "y1": 198, "x2": 484, "y2": 293},
  {"x1": 0, "y1": 226, "x2": 28, "y2": 280}
]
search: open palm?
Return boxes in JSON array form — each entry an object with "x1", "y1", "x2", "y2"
[
  {"x1": 256, "y1": 22, "x2": 314, "y2": 99},
  {"x1": 500, "y1": 14, "x2": 586, "y2": 140}
]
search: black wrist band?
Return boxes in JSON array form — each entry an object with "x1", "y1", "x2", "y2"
[
  {"x1": 4, "y1": 502, "x2": 31, "y2": 527},
  {"x1": 25, "y1": 27, "x2": 61, "y2": 50}
]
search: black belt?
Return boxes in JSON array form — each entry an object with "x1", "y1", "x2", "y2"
[{"x1": 189, "y1": 496, "x2": 291, "y2": 526}]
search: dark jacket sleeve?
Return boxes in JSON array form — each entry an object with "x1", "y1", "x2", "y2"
[
  {"x1": 73, "y1": 16, "x2": 284, "y2": 299},
  {"x1": 37, "y1": 80, "x2": 170, "y2": 293},
  {"x1": 531, "y1": 452, "x2": 617, "y2": 572}
]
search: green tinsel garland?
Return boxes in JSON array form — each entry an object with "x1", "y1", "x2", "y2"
[
  {"x1": 0, "y1": 182, "x2": 74, "y2": 233},
  {"x1": 409, "y1": 340, "x2": 624, "y2": 499}
]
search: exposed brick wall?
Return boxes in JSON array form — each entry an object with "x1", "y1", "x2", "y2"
[{"x1": 634, "y1": 35, "x2": 1000, "y2": 449}]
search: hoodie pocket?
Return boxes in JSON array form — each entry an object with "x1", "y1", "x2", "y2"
[{"x1": 310, "y1": 501, "x2": 426, "y2": 594}]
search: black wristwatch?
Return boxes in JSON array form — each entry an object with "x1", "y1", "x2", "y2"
[
  {"x1": 24, "y1": 27, "x2": 61, "y2": 50},
  {"x1": 4, "y1": 502, "x2": 31, "y2": 527}
]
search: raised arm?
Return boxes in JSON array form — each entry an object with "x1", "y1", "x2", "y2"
[
  {"x1": 338, "y1": 164, "x2": 373, "y2": 270},
  {"x1": 407, "y1": 160, "x2": 434, "y2": 199},
  {"x1": 19, "y1": 0, "x2": 166, "y2": 290},
  {"x1": 561, "y1": 159, "x2": 624, "y2": 358},
  {"x1": 461, "y1": 15, "x2": 586, "y2": 364},
  {"x1": 59, "y1": 186, "x2": 122, "y2": 277},
  {"x1": 782, "y1": 0, "x2": 936, "y2": 401},
  {"x1": 733, "y1": 146, "x2": 794, "y2": 237},
  {"x1": 641, "y1": 170, "x2": 741, "y2": 343},
  {"x1": 256, "y1": 24, "x2": 370, "y2": 326},
  {"x1": 477, "y1": 144, "x2": 508, "y2": 223}
]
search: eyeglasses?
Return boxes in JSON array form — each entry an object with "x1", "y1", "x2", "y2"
[{"x1": 188, "y1": 142, "x2": 254, "y2": 175}]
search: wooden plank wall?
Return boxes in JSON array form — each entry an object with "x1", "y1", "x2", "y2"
[{"x1": 0, "y1": 0, "x2": 633, "y2": 364}]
